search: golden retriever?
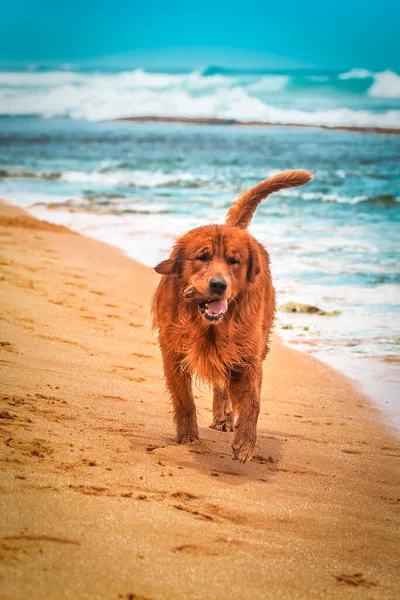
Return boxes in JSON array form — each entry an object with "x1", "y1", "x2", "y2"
[{"x1": 152, "y1": 170, "x2": 312, "y2": 462}]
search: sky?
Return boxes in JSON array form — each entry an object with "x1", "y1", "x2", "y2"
[{"x1": 1, "y1": 0, "x2": 399, "y2": 71}]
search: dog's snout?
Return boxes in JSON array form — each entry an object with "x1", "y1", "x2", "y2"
[{"x1": 209, "y1": 277, "x2": 227, "y2": 295}]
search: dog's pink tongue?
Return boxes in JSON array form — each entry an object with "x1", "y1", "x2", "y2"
[{"x1": 207, "y1": 298, "x2": 228, "y2": 316}]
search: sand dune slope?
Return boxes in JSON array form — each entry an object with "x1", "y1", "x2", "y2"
[{"x1": 0, "y1": 202, "x2": 399, "y2": 600}]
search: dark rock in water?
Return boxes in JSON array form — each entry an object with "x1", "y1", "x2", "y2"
[
  {"x1": 41, "y1": 172, "x2": 61, "y2": 180},
  {"x1": 365, "y1": 194, "x2": 398, "y2": 207},
  {"x1": 279, "y1": 302, "x2": 340, "y2": 316},
  {"x1": 0, "y1": 169, "x2": 60, "y2": 180}
]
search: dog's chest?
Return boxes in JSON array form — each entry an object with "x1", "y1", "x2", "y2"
[{"x1": 181, "y1": 325, "x2": 243, "y2": 385}]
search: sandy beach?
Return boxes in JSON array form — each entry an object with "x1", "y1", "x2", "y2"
[
  {"x1": 1, "y1": 200, "x2": 400, "y2": 600},
  {"x1": 113, "y1": 116, "x2": 400, "y2": 135}
]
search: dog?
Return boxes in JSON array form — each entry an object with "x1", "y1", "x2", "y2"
[{"x1": 152, "y1": 170, "x2": 312, "y2": 462}]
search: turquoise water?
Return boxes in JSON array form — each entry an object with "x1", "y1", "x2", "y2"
[{"x1": 1, "y1": 115, "x2": 399, "y2": 424}]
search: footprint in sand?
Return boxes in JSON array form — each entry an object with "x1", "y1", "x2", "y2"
[
  {"x1": 100, "y1": 394, "x2": 128, "y2": 402},
  {"x1": 252, "y1": 454, "x2": 276, "y2": 465},
  {"x1": 132, "y1": 352, "x2": 153, "y2": 360},
  {"x1": 146, "y1": 445, "x2": 165, "y2": 453},
  {"x1": 118, "y1": 593, "x2": 153, "y2": 600},
  {"x1": 172, "y1": 544, "x2": 220, "y2": 556},
  {"x1": 6, "y1": 438, "x2": 54, "y2": 459},
  {"x1": 173, "y1": 504, "x2": 214, "y2": 521},
  {"x1": 4, "y1": 534, "x2": 79, "y2": 545},
  {"x1": 0, "y1": 341, "x2": 18, "y2": 353},
  {"x1": 48, "y1": 298, "x2": 65, "y2": 306},
  {"x1": 170, "y1": 491, "x2": 198, "y2": 501},
  {"x1": 0, "y1": 535, "x2": 80, "y2": 565},
  {"x1": 334, "y1": 572, "x2": 376, "y2": 587}
]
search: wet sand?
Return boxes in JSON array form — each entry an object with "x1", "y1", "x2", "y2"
[
  {"x1": 113, "y1": 116, "x2": 400, "y2": 135},
  {"x1": 0, "y1": 200, "x2": 399, "y2": 600}
]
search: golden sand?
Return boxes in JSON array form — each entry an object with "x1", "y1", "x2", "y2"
[{"x1": 0, "y1": 201, "x2": 399, "y2": 599}]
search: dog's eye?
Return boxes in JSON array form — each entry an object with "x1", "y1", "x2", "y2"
[
  {"x1": 227, "y1": 256, "x2": 239, "y2": 265},
  {"x1": 196, "y1": 253, "x2": 209, "y2": 262}
]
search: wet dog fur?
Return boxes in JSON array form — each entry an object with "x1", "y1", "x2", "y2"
[{"x1": 152, "y1": 170, "x2": 312, "y2": 462}]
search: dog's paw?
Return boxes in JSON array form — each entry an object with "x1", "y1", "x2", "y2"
[
  {"x1": 231, "y1": 431, "x2": 255, "y2": 463},
  {"x1": 209, "y1": 412, "x2": 234, "y2": 432},
  {"x1": 176, "y1": 433, "x2": 200, "y2": 444},
  {"x1": 176, "y1": 423, "x2": 199, "y2": 445}
]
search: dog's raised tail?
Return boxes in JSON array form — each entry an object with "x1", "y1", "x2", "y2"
[{"x1": 226, "y1": 169, "x2": 312, "y2": 229}]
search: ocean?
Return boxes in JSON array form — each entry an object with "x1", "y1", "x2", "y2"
[
  {"x1": 0, "y1": 66, "x2": 399, "y2": 426},
  {"x1": 1, "y1": 66, "x2": 400, "y2": 126}
]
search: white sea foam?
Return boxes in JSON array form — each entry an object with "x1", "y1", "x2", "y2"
[
  {"x1": 339, "y1": 68, "x2": 373, "y2": 80},
  {"x1": 0, "y1": 68, "x2": 399, "y2": 127},
  {"x1": 60, "y1": 168, "x2": 198, "y2": 187},
  {"x1": 246, "y1": 75, "x2": 289, "y2": 93},
  {"x1": 339, "y1": 68, "x2": 400, "y2": 98},
  {"x1": 284, "y1": 189, "x2": 369, "y2": 204},
  {"x1": 368, "y1": 70, "x2": 400, "y2": 98}
]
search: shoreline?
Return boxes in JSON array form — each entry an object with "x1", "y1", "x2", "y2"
[
  {"x1": 9, "y1": 198, "x2": 400, "y2": 431},
  {"x1": 113, "y1": 115, "x2": 400, "y2": 135},
  {"x1": 1, "y1": 199, "x2": 400, "y2": 598}
]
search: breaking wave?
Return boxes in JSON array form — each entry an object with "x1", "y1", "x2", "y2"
[
  {"x1": 2, "y1": 166, "x2": 399, "y2": 208},
  {"x1": 0, "y1": 67, "x2": 399, "y2": 127}
]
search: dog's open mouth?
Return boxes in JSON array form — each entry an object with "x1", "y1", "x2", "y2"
[{"x1": 198, "y1": 298, "x2": 228, "y2": 322}]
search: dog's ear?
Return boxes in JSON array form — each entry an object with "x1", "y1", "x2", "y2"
[
  {"x1": 247, "y1": 240, "x2": 261, "y2": 283},
  {"x1": 154, "y1": 259, "x2": 176, "y2": 275},
  {"x1": 154, "y1": 246, "x2": 182, "y2": 275}
]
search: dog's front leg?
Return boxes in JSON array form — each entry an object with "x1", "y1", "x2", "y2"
[
  {"x1": 229, "y1": 365, "x2": 261, "y2": 463},
  {"x1": 163, "y1": 356, "x2": 199, "y2": 444},
  {"x1": 210, "y1": 385, "x2": 234, "y2": 432}
]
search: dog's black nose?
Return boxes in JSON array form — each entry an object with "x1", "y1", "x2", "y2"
[{"x1": 209, "y1": 277, "x2": 227, "y2": 295}]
